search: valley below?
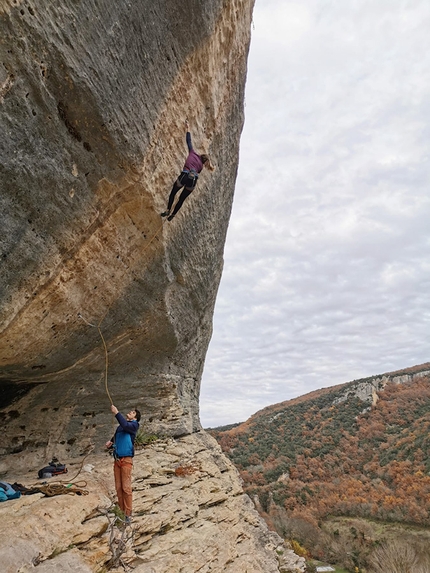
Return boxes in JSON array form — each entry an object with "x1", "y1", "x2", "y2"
[{"x1": 211, "y1": 363, "x2": 430, "y2": 572}]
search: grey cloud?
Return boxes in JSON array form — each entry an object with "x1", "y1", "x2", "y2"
[{"x1": 200, "y1": 0, "x2": 430, "y2": 428}]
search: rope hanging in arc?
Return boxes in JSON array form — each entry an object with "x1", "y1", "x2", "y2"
[
  {"x1": 98, "y1": 321, "x2": 112, "y2": 405},
  {"x1": 78, "y1": 219, "x2": 166, "y2": 405}
]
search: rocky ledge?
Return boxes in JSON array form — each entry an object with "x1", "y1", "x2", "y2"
[{"x1": 1, "y1": 431, "x2": 305, "y2": 573}]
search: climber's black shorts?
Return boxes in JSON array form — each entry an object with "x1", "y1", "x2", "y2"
[{"x1": 178, "y1": 170, "x2": 198, "y2": 190}]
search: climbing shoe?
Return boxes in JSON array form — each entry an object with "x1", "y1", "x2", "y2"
[
  {"x1": 167, "y1": 214, "x2": 174, "y2": 221},
  {"x1": 161, "y1": 210, "x2": 170, "y2": 217},
  {"x1": 125, "y1": 516, "x2": 132, "y2": 525}
]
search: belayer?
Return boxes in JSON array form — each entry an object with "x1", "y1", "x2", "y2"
[
  {"x1": 161, "y1": 120, "x2": 214, "y2": 221},
  {"x1": 106, "y1": 404, "x2": 141, "y2": 524}
]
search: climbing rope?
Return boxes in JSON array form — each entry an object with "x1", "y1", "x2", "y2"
[
  {"x1": 77, "y1": 312, "x2": 113, "y2": 405},
  {"x1": 79, "y1": 219, "x2": 165, "y2": 406},
  {"x1": 27, "y1": 446, "x2": 94, "y2": 497},
  {"x1": 36, "y1": 481, "x2": 89, "y2": 497},
  {"x1": 98, "y1": 321, "x2": 112, "y2": 404}
]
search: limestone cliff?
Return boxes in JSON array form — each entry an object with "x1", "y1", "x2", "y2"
[
  {"x1": 0, "y1": 3, "x2": 307, "y2": 572},
  {"x1": 1, "y1": 0, "x2": 251, "y2": 454},
  {"x1": 332, "y1": 364, "x2": 430, "y2": 409}
]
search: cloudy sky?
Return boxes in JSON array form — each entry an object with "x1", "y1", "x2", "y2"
[{"x1": 200, "y1": 0, "x2": 430, "y2": 428}]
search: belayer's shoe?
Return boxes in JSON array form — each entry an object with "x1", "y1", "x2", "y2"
[{"x1": 161, "y1": 210, "x2": 170, "y2": 217}]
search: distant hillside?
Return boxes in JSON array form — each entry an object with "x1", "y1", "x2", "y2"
[
  {"x1": 211, "y1": 363, "x2": 430, "y2": 517},
  {"x1": 210, "y1": 363, "x2": 430, "y2": 569}
]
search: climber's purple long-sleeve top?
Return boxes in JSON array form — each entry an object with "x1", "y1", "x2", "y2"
[{"x1": 161, "y1": 129, "x2": 212, "y2": 221}]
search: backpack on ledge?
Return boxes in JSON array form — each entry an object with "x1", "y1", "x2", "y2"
[{"x1": 38, "y1": 458, "x2": 68, "y2": 479}]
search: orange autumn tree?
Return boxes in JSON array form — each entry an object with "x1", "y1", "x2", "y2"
[{"x1": 211, "y1": 373, "x2": 430, "y2": 529}]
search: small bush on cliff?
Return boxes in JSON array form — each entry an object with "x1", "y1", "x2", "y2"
[
  {"x1": 134, "y1": 428, "x2": 159, "y2": 446},
  {"x1": 289, "y1": 538, "x2": 308, "y2": 557}
]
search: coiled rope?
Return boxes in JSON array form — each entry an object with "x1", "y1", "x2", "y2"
[{"x1": 36, "y1": 481, "x2": 89, "y2": 497}]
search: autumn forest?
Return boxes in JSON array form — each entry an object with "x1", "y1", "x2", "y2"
[{"x1": 210, "y1": 364, "x2": 430, "y2": 571}]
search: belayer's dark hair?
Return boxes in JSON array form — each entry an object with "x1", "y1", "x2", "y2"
[{"x1": 134, "y1": 408, "x2": 141, "y2": 422}]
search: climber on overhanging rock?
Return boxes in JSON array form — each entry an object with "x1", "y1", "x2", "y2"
[{"x1": 161, "y1": 119, "x2": 215, "y2": 221}]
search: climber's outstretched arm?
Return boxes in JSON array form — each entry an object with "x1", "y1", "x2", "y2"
[{"x1": 185, "y1": 119, "x2": 193, "y2": 151}]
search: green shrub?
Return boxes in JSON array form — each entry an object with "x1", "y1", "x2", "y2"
[{"x1": 135, "y1": 429, "x2": 159, "y2": 446}]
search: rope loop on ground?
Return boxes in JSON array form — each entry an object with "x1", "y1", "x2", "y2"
[{"x1": 36, "y1": 481, "x2": 89, "y2": 497}]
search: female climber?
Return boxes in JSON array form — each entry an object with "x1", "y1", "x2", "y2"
[{"x1": 161, "y1": 120, "x2": 214, "y2": 221}]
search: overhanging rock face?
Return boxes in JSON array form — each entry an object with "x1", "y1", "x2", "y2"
[{"x1": 0, "y1": 0, "x2": 254, "y2": 458}]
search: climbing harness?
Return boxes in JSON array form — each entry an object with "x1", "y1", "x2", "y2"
[
  {"x1": 180, "y1": 169, "x2": 198, "y2": 189},
  {"x1": 184, "y1": 168, "x2": 198, "y2": 181}
]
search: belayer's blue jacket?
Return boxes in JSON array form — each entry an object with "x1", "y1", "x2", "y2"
[{"x1": 112, "y1": 412, "x2": 139, "y2": 458}]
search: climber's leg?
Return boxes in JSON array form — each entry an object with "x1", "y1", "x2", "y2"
[
  {"x1": 167, "y1": 187, "x2": 193, "y2": 221},
  {"x1": 161, "y1": 173, "x2": 187, "y2": 216}
]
